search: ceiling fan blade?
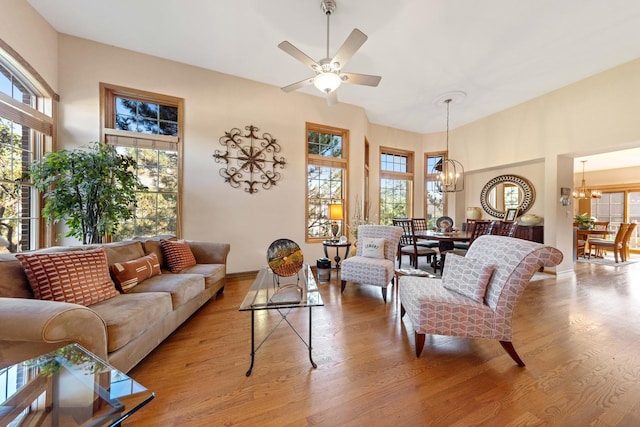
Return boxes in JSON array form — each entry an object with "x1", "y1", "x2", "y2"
[
  {"x1": 281, "y1": 77, "x2": 314, "y2": 93},
  {"x1": 327, "y1": 91, "x2": 338, "y2": 107},
  {"x1": 340, "y1": 72, "x2": 381, "y2": 87},
  {"x1": 278, "y1": 41, "x2": 320, "y2": 70},
  {"x1": 331, "y1": 28, "x2": 368, "y2": 69}
]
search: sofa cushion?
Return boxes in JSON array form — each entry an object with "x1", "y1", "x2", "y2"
[
  {"x1": 129, "y1": 273, "x2": 204, "y2": 309},
  {"x1": 180, "y1": 264, "x2": 225, "y2": 289},
  {"x1": 160, "y1": 239, "x2": 197, "y2": 273},
  {"x1": 15, "y1": 248, "x2": 119, "y2": 306},
  {"x1": 442, "y1": 253, "x2": 495, "y2": 303},
  {"x1": 102, "y1": 241, "x2": 146, "y2": 265},
  {"x1": 88, "y1": 292, "x2": 172, "y2": 353},
  {"x1": 110, "y1": 253, "x2": 161, "y2": 293},
  {"x1": 0, "y1": 255, "x2": 33, "y2": 299}
]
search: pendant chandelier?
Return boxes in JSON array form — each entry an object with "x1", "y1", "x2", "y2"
[
  {"x1": 573, "y1": 160, "x2": 601, "y2": 199},
  {"x1": 431, "y1": 96, "x2": 464, "y2": 192}
]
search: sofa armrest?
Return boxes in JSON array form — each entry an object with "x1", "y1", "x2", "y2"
[
  {"x1": 187, "y1": 241, "x2": 231, "y2": 265},
  {"x1": 0, "y1": 298, "x2": 108, "y2": 364}
]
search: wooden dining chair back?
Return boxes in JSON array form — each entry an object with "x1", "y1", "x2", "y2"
[
  {"x1": 488, "y1": 221, "x2": 518, "y2": 237},
  {"x1": 469, "y1": 220, "x2": 492, "y2": 245},
  {"x1": 588, "y1": 223, "x2": 629, "y2": 263},
  {"x1": 411, "y1": 218, "x2": 439, "y2": 249},
  {"x1": 393, "y1": 218, "x2": 436, "y2": 268},
  {"x1": 622, "y1": 223, "x2": 637, "y2": 262}
]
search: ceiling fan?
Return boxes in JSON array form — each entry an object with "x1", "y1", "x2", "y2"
[{"x1": 278, "y1": 0, "x2": 381, "y2": 106}]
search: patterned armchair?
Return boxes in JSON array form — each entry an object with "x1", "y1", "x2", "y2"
[
  {"x1": 340, "y1": 225, "x2": 403, "y2": 303},
  {"x1": 399, "y1": 235, "x2": 563, "y2": 366}
]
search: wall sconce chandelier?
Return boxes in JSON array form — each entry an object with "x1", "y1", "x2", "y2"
[
  {"x1": 431, "y1": 93, "x2": 465, "y2": 192},
  {"x1": 213, "y1": 125, "x2": 286, "y2": 194},
  {"x1": 573, "y1": 160, "x2": 601, "y2": 199}
]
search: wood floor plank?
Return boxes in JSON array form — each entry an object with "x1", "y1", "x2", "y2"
[{"x1": 123, "y1": 258, "x2": 640, "y2": 426}]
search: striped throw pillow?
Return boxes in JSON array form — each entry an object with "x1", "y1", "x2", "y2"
[
  {"x1": 16, "y1": 248, "x2": 119, "y2": 306},
  {"x1": 160, "y1": 239, "x2": 197, "y2": 273},
  {"x1": 110, "y1": 253, "x2": 161, "y2": 293}
]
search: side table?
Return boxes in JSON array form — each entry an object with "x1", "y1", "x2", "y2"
[{"x1": 322, "y1": 240, "x2": 351, "y2": 268}]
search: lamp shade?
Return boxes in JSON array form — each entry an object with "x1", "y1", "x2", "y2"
[
  {"x1": 328, "y1": 203, "x2": 344, "y2": 220},
  {"x1": 314, "y1": 72, "x2": 341, "y2": 93}
]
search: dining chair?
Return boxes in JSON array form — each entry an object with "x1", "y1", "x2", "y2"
[
  {"x1": 340, "y1": 225, "x2": 403, "y2": 303},
  {"x1": 399, "y1": 235, "x2": 563, "y2": 366},
  {"x1": 393, "y1": 219, "x2": 437, "y2": 268},
  {"x1": 411, "y1": 218, "x2": 439, "y2": 249},
  {"x1": 587, "y1": 221, "x2": 610, "y2": 257},
  {"x1": 588, "y1": 223, "x2": 629, "y2": 263}
]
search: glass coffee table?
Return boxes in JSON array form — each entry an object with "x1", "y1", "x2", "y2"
[
  {"x1": 239, "y1": 264, "x2": 324, "y2": 376},
  {"x1": 0, "y1": 343, "x2": 154, "y2": 426}
]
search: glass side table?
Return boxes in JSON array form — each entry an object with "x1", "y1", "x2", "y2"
[{"x1": 0, "y1": 343, "x2": 154, "y2": 427}]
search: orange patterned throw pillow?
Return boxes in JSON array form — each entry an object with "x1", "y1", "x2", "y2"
[
  {"x1": 160, "y1": 239, "x2": 196, "y2": 273},
  {"x1": 110, "y1": 253, "x2": 161, "y2": 293},
  {"x1": 15, "y1": 248, "x2": 119, "y2": 306}
]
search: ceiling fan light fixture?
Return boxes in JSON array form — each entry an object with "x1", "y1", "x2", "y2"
[{"x1": 314, "y1": 72, "x2": 341, "y2": 93}]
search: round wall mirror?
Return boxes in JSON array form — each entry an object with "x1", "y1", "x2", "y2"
[{"x1": 480, "y1": 174, "x2": 535, "y2": 218}]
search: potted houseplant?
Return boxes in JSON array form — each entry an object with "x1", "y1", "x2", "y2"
[
  {"x1": 574, "y1": 213, "x2": 595, "y2": 230},
  {"x1": 30, "y1": 142, "x2": 146, "y2": 244}
]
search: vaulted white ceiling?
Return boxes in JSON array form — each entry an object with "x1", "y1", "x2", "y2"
[{"x1": 27, "y1": 0, "x2": 640, "y2": 137}]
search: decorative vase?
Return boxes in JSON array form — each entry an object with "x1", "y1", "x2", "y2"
[
  {"x1": 519, "y1": 213, "x2": 543, "y2": 226},
  {"x1": 466, "y1": 207, "x2": 482, "y2": 220}
]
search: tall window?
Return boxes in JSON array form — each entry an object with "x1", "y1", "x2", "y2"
[
  {"x1": 592, "y1": 190, "x2": 640, "y2": 250},
  {"x1": 425, "y1": 152, "x2": 446, "y2": 229},
  {"x1": 306, "y1": 123, "x2": 348, "y2": 241},
  {"x1": 0, "y1": 48, "x2": 54, "y2": 253},
  {"x1": 380, "y1": 148, "x2": 413, "y2": 225},
  {"x1": 101, "y1": 83, "x2": 182, "y2": 239}
]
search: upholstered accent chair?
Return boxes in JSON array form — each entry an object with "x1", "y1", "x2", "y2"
[
  {"x1": 399, "y1": 235, "x2": 563, "y2": 366},
  {"x1": 340, "y1": 225, "x2": 403, "y2": 303}
]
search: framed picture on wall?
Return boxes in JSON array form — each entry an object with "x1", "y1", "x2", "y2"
[{"x1": 504, "y1": 208, "x2": 519, "y2": 222}]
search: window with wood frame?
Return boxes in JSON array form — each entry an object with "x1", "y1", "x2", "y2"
[
  {"x1": 306, "y1": 122, "x2": 348, "y2": 242},
  {"x1": 100, "y1": 83, "x2": 183, "y2": 239},
  {"x1": 380, "y1": 147, "x2": 413, "y2": 225},
  {"x1": 0, "y1": 43, "x2": 55, "y2": 253},
  {"x1": 424, "y1": 151, "x2": 447, "y2": 229}
]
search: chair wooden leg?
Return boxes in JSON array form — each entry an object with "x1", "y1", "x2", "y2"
[
  {"x1": 499, "y1": 340, "x2": 525, "y2": 367},
  {"x1": 415, "y1": 332, "x2": 425, "y2": 357},
  {"x1": 341, "y1": 279, "x2": 346, "y2": 293},
  {"x1": 381, "y1": 287, "x2": 387, "y2": 303}
]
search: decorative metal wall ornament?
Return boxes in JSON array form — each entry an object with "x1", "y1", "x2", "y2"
[{"x1": 213, "y1": 125, "x2": 286, "y2": 194}]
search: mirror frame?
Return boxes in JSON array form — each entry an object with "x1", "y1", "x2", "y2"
[{"x1": 480, "y1": 174, "x2": 536, "y2": 218}]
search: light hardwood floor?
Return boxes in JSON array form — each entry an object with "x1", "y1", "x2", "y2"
[{"x1": 125, "y1": 258, "x2": 640, "y2": 426}]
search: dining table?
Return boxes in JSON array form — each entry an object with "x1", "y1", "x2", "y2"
[
  {"x1": 414, "y1": 230, "x2": 473, "y2": 272},
  {"x1": 576, "y1": 228, "x2": 616, "y2": 258}
]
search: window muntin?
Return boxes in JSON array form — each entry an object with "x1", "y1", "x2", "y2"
[
  {"x1": 380, "y1": 148, "x2": 413, "y2": 225},
  {"x1": 592, "y1": 190, "x2": 639, "y2": 250},
  {"x1": 306, "y1": 123, "x2": 348, "y2": 241},
  {"x1": 101, "y1": 83, "x2": 182, "y2": 240}
]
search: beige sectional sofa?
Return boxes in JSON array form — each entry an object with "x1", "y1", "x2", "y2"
[{"x1": 0, "y1": 238, "x2": 230, "y2": 373}]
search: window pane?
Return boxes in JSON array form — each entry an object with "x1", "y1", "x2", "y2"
[
  {"x1": 381, "y1": 153, "x2": 408, "y2": 172},
  {"x1": 380, "y1": 178, "x2": 409, "y2": 225},
  {"x1": 307, "y1": 164, "x2": 343, "y2": 238},
  {"x1": 114, "y1": 96, "x2": 178, "y2": 137},
  {"x1": 308, "y1": 131, "x2": 342, "y2": 158}
]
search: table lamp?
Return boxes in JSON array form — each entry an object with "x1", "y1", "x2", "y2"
[{"x1": 328, "y1": 203, "x2": 344, "y2": 240}]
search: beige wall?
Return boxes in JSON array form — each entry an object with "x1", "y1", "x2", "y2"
[
  {"x1": 5, "y1": 1, "x2": 640, "y2": 274},
  {"x1": 0, "y1": 0, "x2": 58, "y2": 92}
]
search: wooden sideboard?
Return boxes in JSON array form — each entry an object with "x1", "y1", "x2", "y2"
[{"x1": 513, "y1": 225, "x2": 544, "y2": 243}]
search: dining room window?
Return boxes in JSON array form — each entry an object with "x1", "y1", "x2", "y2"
[
  {"x1": 425, "y1": 152, "x2": 445, "y2": 229},
  {"x1": 592, "y1": 190, "x2": 640, "y2": 250},
  {"x1": 380, "y1": 147, "x2": 413, "y2": 225}
]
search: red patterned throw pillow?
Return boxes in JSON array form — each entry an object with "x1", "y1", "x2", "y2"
[
  {"x1": 15, "y1": 248, "x2": 119, "y2": 306},
  {"x1": 110, "y1": 253, "x2": 161, "y2": 293},
  {"x1": 160, "y1": 239, "x2": 196, "y2": 273}
]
